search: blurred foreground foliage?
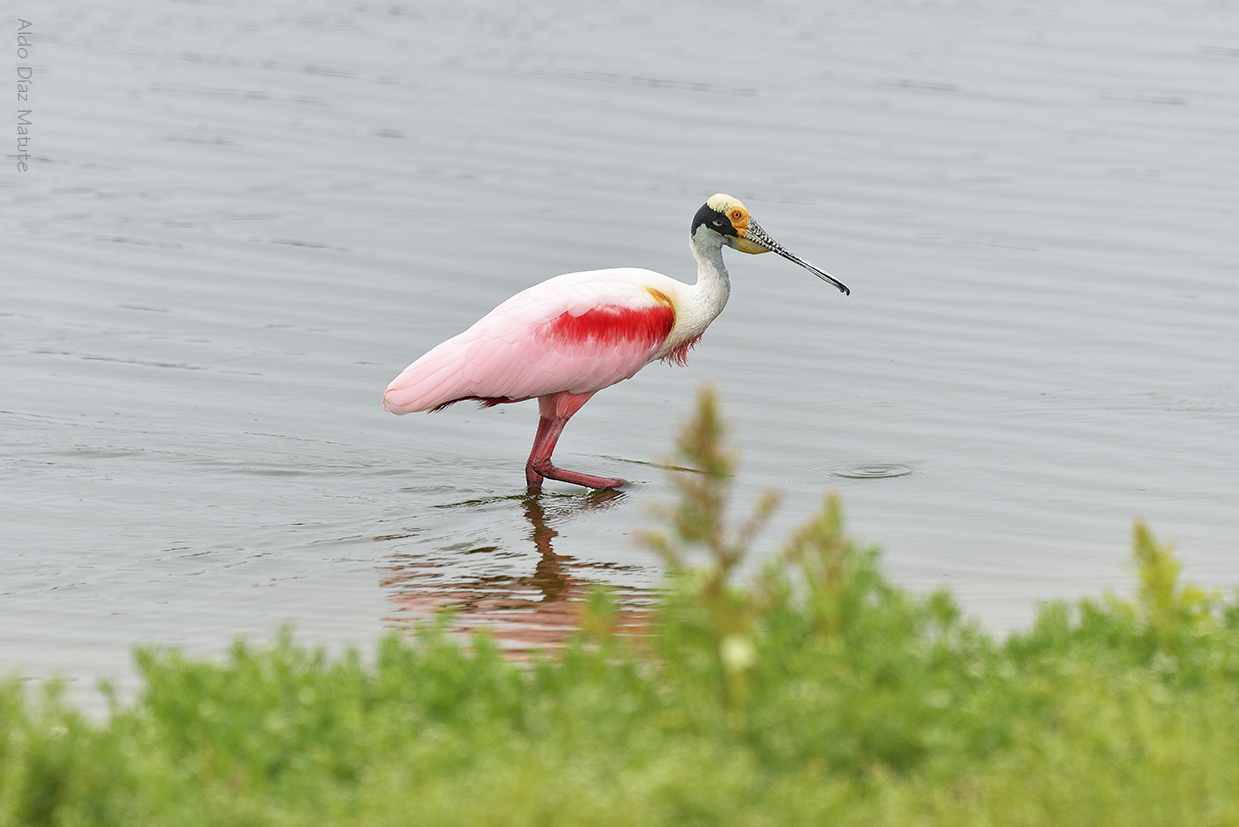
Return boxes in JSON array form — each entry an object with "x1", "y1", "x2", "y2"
[{"x1": 5, "y1": 387, "x2": 1239, "y2": 826}]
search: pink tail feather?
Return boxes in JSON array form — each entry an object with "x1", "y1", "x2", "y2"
[{"x1": 382, "y1": 344, "x2": 472, "y2": 414}]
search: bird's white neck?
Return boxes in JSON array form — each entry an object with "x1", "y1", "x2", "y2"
[{"x1": 686, "y1": 226, "x2": 731, "y2": 327}]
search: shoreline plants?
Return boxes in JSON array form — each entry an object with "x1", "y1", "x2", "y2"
[{"x1": 4, "y1": 387, "x2": 1239, "y2": 825}]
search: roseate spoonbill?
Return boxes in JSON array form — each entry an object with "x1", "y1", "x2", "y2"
[{"x1": 383, "y1": 193, "x2": 849, "y2": 493}]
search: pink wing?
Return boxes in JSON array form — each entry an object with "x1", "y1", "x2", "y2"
[{"x1": 383, "y1": 270, "x2": 676, "y2": 414}]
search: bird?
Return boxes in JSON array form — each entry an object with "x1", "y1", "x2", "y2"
[{"x1": 382, "y1": 193, "x2": 849, "y2": 493}]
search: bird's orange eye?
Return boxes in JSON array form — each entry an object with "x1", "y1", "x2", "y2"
[{"x1": 731, "y1": 210, "x2": 743, "y2": 220}]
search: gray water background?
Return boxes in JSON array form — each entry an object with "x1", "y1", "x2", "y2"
[{"x1": 3, "y1": 0, "x2": 1238, "y2": 696}]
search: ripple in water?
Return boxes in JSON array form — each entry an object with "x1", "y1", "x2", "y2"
[
  {"x1": 790, "y1": 461, "x2": 923, "y2": 483},
  {"x1": 831, "y1": 463, "x2": 916, "y2": 480}
]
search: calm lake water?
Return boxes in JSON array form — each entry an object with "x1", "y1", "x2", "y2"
[{"x1": 4, "y1": 0, "x2": 1238, "y2": 697}]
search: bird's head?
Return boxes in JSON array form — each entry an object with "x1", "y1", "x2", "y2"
[{"x1": 691, "y1": 193, "x2": 850, "y2": 295}]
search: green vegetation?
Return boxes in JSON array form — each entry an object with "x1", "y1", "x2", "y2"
[{"x1": 5, "y1": 387, "x2": 1239, "y2": 826}]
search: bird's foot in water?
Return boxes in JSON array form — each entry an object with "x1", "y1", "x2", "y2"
[{"x1": 526, "y1": 460, "x2": 626, "y2": 493}]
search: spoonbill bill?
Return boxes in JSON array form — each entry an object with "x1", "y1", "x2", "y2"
[{"x1": 382, "y1": 193, "x2": 849, "y2": 493}]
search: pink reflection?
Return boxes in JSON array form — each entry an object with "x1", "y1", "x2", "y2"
[{"x1": 381, "y1": 492, "x2": 655, "y2": 655}]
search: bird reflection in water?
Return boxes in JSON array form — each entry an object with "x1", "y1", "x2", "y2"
[{"x1": 380, "y1": 490, "x2": 654, "y2": 654}]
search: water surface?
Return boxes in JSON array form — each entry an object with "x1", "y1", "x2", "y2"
[{"x1": 4, "y1": 0, "x2": 1237, "y2": 696}]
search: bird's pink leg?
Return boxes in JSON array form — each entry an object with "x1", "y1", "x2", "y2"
[
  {"x1": 525, "y1": 392, "x2": 626, "y2": 493},
  {"x1": 525, "y1": 415, "x2": 556, "y2": 491}
]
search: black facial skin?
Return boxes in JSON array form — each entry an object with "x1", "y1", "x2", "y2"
[{"x1": 690, "y1": 203, "x2": 739, "y2": 238}]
